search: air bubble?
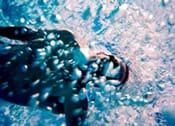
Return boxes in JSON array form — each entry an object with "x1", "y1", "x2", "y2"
[
  {"x1": 72, "y1": 68, "x2": 82, "y2": 80},
  {"x1": 58, "y1": 40, "x2": 64, "y2": 46},
  {"x1": 31, "y1": 93, "x2": 40, "y2": 98},
  {"x1": 21, "y1": 27, "x2": 27, "y2": 34},
  {"x1": 73, "y1": 108, "x2": 83, "y2": 116},
  {"x1": 25, "y1": 47, "x2": 32, "y2": 53},
  {"x1": 53, "y1": 59, "x2": 59, "y2": 65},
  {"x1": 47, "y1": 33, "x2": 55, "y2": 40},
  {"x1": 55, "y1": 63, "x2": 64, "y2": 70},
  {"x1": 20, "y1": 17, "x2": 25, "y2": 23},
  {"x1": 4, "y1": 46, "x2": 11, "y2": 50},
  {"x1": 29, "y1": 99, "x2": 40, "y2": 106},
  {"x1": 5, "y1": 61, "x2": 11, "y2": 66},
  {"x1": 17, "y1": 51, "x2": 24, "y2": 56},
  {"x1": 104, "y1": 85, "x2": 112, "y2": 92},
  {"x1": 107, "y1": 80, "x2": 121, "y2": 86},
  {"x1": 79, "y1": 88, "x2": 87, "y2": 100},
  {"x1": 21, "y1": 65, "x2": 28, "y2": 72},
  {"x1": 72, "y1": 94, "x2": 80, "y2": 103},
  {"x1": 41, "y1": 92, "x2": 49, "y2": 101},
  {"x1": 40, "y1": 16, "x2": 46, "y2": 22},
  {"x1": 58, "y1": 49, "x2": 64, "y2": 56},
  {"x1": 46, "y1": 106, "x2": 52, "y2": 111},
  {"x1": 60, "y1": 123, "x2": 66, "y2": 126},
  {"x1": 89, "y1": 62, "x2": 98, "y2": 72},
  {"x1": 31, "y1": 79, "x2": 40, "y2": 86},
  {"x1": 36, "y1": 48, "x2": 45, "y2": 53},
  {"x1": 64, "y1": 50, "x2": 69, "y2": 56},
  {"x1": 50, "y1": 40, "x2": 56, "y2": 46},
  {"x1": 40, "y1": 88, "x2": 52, "y2": 101},
  {"x1": 43, "y1": 0, "x2": 48, "y2": 3},
  {"x1": 56, "y1": 14, "x2": 62, "y2": 20}
]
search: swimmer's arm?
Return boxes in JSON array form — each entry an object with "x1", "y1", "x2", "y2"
[{"x1": 0, "y1": 26, "x2": 45, "y2": 41}]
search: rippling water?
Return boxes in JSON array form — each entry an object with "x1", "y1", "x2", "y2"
[{"x1": 0, "y1": 0, "x2": 175, "y2": 125}]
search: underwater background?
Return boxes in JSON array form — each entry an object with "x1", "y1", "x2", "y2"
[{"x1": 0, "y1": 0, "x2": 175, "y2": 125}]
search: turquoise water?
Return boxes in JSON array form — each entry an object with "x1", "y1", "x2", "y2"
[{"x1": 0, "y1": 0, "x2": 175, "y2": 125}]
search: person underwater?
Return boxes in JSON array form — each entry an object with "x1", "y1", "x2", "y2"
[{"x1": 0, "y1": 26, "x2": 129, "y2": 126}]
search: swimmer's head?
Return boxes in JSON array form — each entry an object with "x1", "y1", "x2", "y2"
[
  {"x1": 86, "y1": 52, "x2": 129, "y2": 87},
  {"x1": 72, "y1": 48, "x2": 129, "y2": 87}
]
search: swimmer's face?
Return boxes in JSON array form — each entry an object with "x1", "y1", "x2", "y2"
[
  {"x1": 87, "y1": 52, "x2": 129, "y2": 87},
  {"x1": 73, "y1": 48, "x2": 128, "y2": 87}
]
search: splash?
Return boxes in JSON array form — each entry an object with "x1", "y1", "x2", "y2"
[{"x1": 0, "y1": 0, "x2": 175, "y2": 125}]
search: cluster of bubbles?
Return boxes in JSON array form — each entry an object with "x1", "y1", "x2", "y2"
[{"x1": 0, "y1": 0, "x2": 175, "y2": 125}]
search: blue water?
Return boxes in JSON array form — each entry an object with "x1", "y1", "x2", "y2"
[{"x1": 0, "y1": 0, "x2": 175, "y2": 125}]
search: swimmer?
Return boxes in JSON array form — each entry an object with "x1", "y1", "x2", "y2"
[{"x1": 0, "y1": 26, "x2": 129, "y2": 126}]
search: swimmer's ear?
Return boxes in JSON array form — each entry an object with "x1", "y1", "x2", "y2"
[{"x1": 0, "y1": 26, "x2": 45, "y2": 41}]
